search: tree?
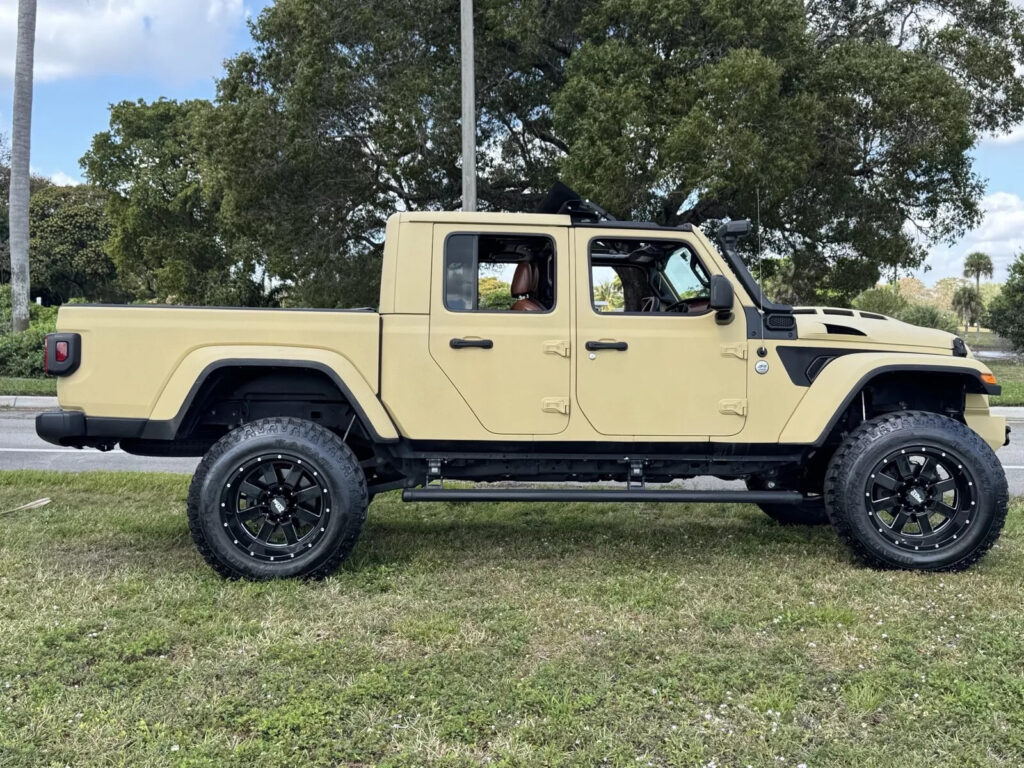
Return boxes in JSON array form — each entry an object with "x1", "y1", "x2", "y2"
[
  {"x1": 81, "y1": 100, "x2": 273, "y2": 306},
  {"x1": 1, "y1": 132, "x2": 53, "y2": 285},
  {"x1": 8, "y1": 0, "x2": 37, "y2": 331},
  {"x1": 952, "y1": 284, "x2": 983, "y2": 335},
  {"x1": 478, "y1": 275, "x2": 515, "y2": 310},
  {"x1": 962, "y1": 252, "x2": 994, "y2": 336},
  {"x1": 987, "y1": 253, "x2": 1024, "y2": 352},
  {"x1": 852, "y1": 286, "x2": 907, "y2": 317},
  {"x1": 28, "y1": 185, "x2": 118, "y2": 303},
  {"x1": 593, "y1": 276, "x2": 624, "y2": 311},
  {"x1": 896, "y1": 303, "x2": 958, "y2": 334},
  {"x1": 932, "y1": 276, "x2": 963, "y2": 312},
  {"x1": 94, "y1": 0, "x2": 1024, "y2": 308},
  {"x1": 204, "y1": 0, "x2": 583, "y2": 309},
  {"x1": 555, "y1": 0, "x2": 1024, "y2": 304},
  {"x1": 963, "y1": 251, "x2": 994, "y2": 317}
]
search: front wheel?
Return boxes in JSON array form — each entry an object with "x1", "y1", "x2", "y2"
[
  {"x1": 824, "y1": 410, "x2": 1008, "y2": 571},
  {"x1": 187, "y1": 417, "x2": 368, "y2": 580}
]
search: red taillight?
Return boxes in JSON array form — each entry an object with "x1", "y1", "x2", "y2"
[{"x1": 44, "y1": 332, "x2": 80, "y2": 376}]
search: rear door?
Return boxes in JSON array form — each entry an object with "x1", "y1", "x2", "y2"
[
  {"x1": 428, "y1": 224, "x2": 572, "y2": 436},
  {"x1": 574, "y1": 229, "x2": 748, "y2": 438}
]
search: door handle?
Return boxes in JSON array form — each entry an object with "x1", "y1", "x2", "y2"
[
  {"x1": 585, "y1": 340, "x2": 628, "y2": 351},
  {"x1": 450, "y1": 338, "x2": 494, "y2": 349}
]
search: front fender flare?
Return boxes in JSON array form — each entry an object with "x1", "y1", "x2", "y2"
[{"x1": 778, "y1": 353, "x2": 998, "y2": 446}]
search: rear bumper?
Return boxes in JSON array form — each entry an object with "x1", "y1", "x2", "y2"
[
  {"x1": 35, "y1": 410, "x2": 146, "y2": 449},
  {"x1": 35, "y1": 410, "x2": 86, "y2": 447}
]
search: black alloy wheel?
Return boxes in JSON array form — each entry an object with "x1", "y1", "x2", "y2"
[
  {"x1": 865, "y1": 446, "x2": 976, "y2": 552},
  {"x1": 221, "y1": 453, "x2": 332, "y2": 563},
  {"x1": 188, "y1": 417, "x2": 368, "y2": 580}
]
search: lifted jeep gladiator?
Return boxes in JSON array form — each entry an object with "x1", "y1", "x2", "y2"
[{"x1": 37, "y1": 189, "x2": 1010, "y2": 579}]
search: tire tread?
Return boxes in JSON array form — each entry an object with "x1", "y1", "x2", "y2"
[{"x1": 186, "y1": 417, "x2": 368, "y2": 580}]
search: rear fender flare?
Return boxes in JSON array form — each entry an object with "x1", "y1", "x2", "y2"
[{"x1": 148, "y1": 346, "x2": 399, "y2": 443}]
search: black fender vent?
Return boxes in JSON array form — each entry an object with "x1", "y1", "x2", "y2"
[{"x1": 806, "y1": 355, "x2": 836, "y2": 381}]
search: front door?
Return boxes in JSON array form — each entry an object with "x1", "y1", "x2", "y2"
[
  {"x1": 428, "y1": 224, "x2": 572, "y2": 436},
  {"x1": 574, "y1": 229, "x2": 748, "y2": 438}
]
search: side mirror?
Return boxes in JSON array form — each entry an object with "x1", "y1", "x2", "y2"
[{"x1": 709, "y1": 275, "x2": 734, "y2": 324}]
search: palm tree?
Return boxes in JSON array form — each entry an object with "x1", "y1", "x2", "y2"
[
  {"x1": 964, "y1": 251, "x2": 994, "y2": 293},
  {"x1": 593, "y1": 276, "x2": 624, "y2": 311},
  {"x1": 952, "y1": 284, "x2": 983, "y2": 336},
  {"x1": 963, "y1": 251, "x2": 993, "y2": 337},
  {"x1": 8, "y1": 0, "x2": 37, "y2": 332}
]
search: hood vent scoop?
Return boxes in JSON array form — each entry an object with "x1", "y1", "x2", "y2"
[{"x1": 824, "y1": 323, "x2": 867, "y2": 336}]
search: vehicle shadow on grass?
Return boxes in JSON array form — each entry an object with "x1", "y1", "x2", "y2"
[
  {"x1": 44, "y1": 503, "x2": 846, "y2": 579},
  {"x1": 344, "y1": 503, "x2": 845, "y2": 573}
]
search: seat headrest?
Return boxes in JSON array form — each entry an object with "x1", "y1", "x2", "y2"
[{"x1": 511, "y1": 263, "x2": 534, "y2": 295}]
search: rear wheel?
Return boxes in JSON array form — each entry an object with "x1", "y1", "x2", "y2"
[
  {"x1": 824, "y1": 410, "x2": 1007, "y2": 571},
  {"x1": 187, "y1": 417, "x2": 368, "y2": 580}
]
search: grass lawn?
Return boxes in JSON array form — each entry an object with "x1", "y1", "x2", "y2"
[
  {"x1": 988, "y1": 361, "x2": 1024, "y2": 407},
  {"x1": 963, "y1": 329, "x2": 1012, "y2": 351},
  {"x1": 1, "y1": 473, "x2": 1022, "y2": 766},
  {"x1": 0, "y1": 376, "x2": 56, "y2": 397}
]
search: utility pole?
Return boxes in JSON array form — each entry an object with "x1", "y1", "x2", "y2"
[{"x1": 460, "y1": 0, "x2": 476, "y2": 212}]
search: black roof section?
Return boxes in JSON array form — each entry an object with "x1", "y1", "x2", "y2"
[{"x1": 538, "y1": 182, "x2": 693, "y2": 231}]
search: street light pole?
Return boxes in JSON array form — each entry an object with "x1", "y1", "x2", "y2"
[{"x1": 460, "y1": 0, "x2": 477, "y2": 212}]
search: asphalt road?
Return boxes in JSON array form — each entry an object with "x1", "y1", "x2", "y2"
[{"x1": 3, "y1": 409, "x2": 1024, "y2": 494}]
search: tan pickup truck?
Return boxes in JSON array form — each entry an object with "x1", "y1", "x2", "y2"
[{"x1": 37, "y1": 190, "x2": 1009, "y2": 579}]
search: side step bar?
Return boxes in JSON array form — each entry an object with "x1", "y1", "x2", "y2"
[{"x1": 402, "y1": 488, "x2": 805, "y2": 504}]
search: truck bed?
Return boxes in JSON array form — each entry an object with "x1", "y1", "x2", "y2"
[{"x1": 54, "y1": 305, "x2": 382, "y2": 420}]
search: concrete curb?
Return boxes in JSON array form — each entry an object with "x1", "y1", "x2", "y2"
[
  {"x1": 991, "y1": 407, "x2": 1024, "y2": 419},
  {"x1": 0, "y1": 396, "x2": 58, "y2": 410},
  {"x1": 3, "y1": 396, "x2": 1024, "y2": 420}
]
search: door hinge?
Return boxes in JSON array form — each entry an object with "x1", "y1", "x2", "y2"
[
  {"x1": 718, "y1": 398, "x2": 747, "y2": 416},
  {"x1": 720, "y1": 343, "x2": 747, "y2": 359},
  {"x1": 543, "y1": 340, "x2": 571, "y2": 358},
  {"x1": 542, "y1": 397, "x2": 570, "y2": 415}
]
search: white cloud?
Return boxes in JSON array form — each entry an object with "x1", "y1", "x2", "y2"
[
  {"x1": 0, "y1": 0, "x2": 246, "y2": 85},
  {"x1": 49, "y1": 170, "x2": 79, "y2": 186},
  {"x1": 987, "y1": 125, "x2": 1024, "y2": 145},
  {"x1": 919, "y1": 192, "x2": 1024, "y2": 282}
]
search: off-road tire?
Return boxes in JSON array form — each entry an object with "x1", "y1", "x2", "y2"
[
  {"x1": 187, "y1": 417, "x2": 368, "y2": 580},
  {"x1": 824, "y1": 410, "x2": 1008, "y2": 571}
]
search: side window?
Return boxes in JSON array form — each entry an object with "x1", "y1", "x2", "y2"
[
  {"x1": 444, "y1": 233, "x2": 556, "y2": 312},
  {"x1": 590, "y1": 239, "x2": 711, "y2": 314}
]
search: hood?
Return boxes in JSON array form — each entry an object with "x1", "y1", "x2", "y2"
[{"x1": 790, "y1": 307, "x2": 961, "y2": 354}]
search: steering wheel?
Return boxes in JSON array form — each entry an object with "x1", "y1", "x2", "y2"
[{"x1": 664, "y1": 299, "x2": 691, "y2": 313}]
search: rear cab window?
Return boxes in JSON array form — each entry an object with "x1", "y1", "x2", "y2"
[{"x1": 444, "y1": 233, "x2": 556, "y2": 313}]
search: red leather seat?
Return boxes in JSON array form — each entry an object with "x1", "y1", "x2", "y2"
[{"x1": 511, "y1": 263, "x2": 544, "y2": 311}]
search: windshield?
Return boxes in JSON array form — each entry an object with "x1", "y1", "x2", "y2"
[{"x1": 661, "y1": 247, "x2": 710, "y2": 300}]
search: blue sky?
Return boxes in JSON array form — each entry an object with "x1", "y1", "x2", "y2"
[{"x1": 2, "y1": 0, "x2": 1023, "y2": 283}]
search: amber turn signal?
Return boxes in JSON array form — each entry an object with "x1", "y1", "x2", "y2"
[{"x1": 982, "y1": 372, "x2": 998, "y2": 385}]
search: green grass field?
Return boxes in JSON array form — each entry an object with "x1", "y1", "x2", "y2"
[
  {"x1": 988, "y1": 361, "x2": 1024, "y2": 407},
  {"x1": 1, "y1": 472, "x2": 1022, "y2": 767},
  {"x1": 0, "y1": 376, "x2": 56, "y2": 397}
]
